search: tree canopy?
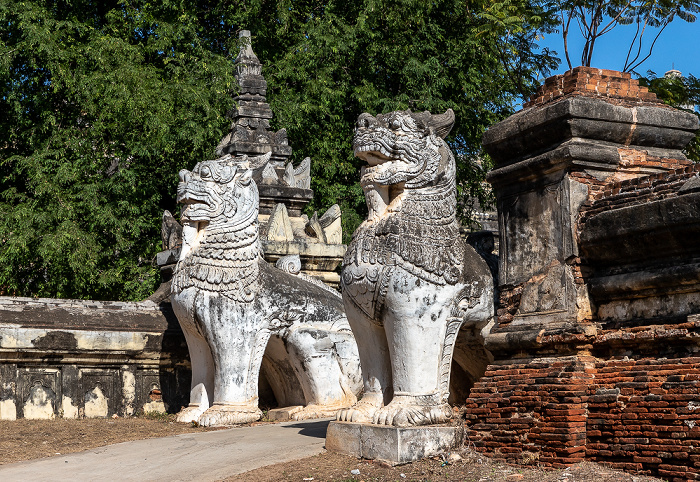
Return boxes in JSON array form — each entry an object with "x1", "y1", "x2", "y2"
[
  {"x1": 0, "y1": 0, "x2": 557, "y2": 300},
  {"x1": 552, "y1": 0, "x2": 699, "y2": 71}
]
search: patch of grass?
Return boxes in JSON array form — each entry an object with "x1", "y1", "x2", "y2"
[{"x1": 138, "y1": 411, "x2": 175, "y2": 422}]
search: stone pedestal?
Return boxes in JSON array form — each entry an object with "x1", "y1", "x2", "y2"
[{"x1": 326, "y1": 421, "x2": 464, "y2": 465}]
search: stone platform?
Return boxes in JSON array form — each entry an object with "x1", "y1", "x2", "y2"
[{"x1": 325, "y1": 421, "x2": 464, "y2": 465}]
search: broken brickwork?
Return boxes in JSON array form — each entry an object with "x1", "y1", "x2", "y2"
[
  {"x1": 466, "y1": 66, "x2": 700, "y2": 480},
  {"x1": 523, "y1": 66, "x2": 660, "y2": 108},
  {"x1": 466, "y1": 351, "x2": 700, "y2": 479},
  {"x1": 586, "y1": 354, "x2": 700, "y2": 480}
]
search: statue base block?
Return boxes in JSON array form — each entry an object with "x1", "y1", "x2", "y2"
[
  {"x1": 325, "y1": 421, "x2": 464, "y2": 465},
  {"x1": 267, "y1": 406, "x2": 304, "y2": 421}
]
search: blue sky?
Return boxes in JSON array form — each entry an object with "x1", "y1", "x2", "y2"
[{"x1": 537, "y1": 17, "x2": 700, "y2": 78}]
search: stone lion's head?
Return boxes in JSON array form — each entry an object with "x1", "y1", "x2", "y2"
[
  {"x1": 177, "y1": 152, "x2": 271, "y2": 227},
  {"x1": 353, "y1": 109, "x2": 455, "y2": 189}
]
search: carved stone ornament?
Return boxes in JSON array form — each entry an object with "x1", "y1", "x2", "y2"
[
  {"x1": 337, "y1": 110, "x2": 494, "y2": 427},
  {"x1": 170, "y1": 152, "x2": 361, "y2": 426}
]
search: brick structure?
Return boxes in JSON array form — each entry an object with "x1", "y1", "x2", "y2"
[
  {"x1": 523, "y1": 66, "x2": 660, "y2": 108},
  {"x1": 587, "y1": 354, "x2": 700, "y2": 479},
  {"x1": 466, "y1": 67, "x2": 700, "y2": 480}
]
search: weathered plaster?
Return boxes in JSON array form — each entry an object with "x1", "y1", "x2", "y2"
[
  {"x1": 142, "y1": 400, "x2": 167, "y2": 414},
  {"x1": 1, "y1": 326, "x2": 157, "y2": 352},
  {"x1": 84, "y1": 386, "x2": 108, "y2": 418},
  {"x1": 61, "y1": 395, "x2": 79, "y2": 419},
  {"x1": 122, "y1": 370, "x2": 136, "y2": 416},
  {"x1": 598, "y1": 291, "x2": 700, "y2": 322},
  {"x1": 23, "y1": 384, "x2": 55, "y2": 420},
  {"x1": 75, "y1": 332, "x2": 150, "y2": 351},
  {"x1": 0, "y1": 399, "x2": 17, "y2": 420}
]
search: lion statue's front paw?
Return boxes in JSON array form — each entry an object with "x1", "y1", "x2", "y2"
[
  {"x1": 373, "y1": 401, "x2": 452, "y2": 427},
  {"x1": 197, "y1": 405, "x2": 262, "y2": 427},
  {"x1": 176, "y1": 405, "x2": 206, "y2": 424},
  {"x1": 336, "y1": 393, "x2": 383, "y2": 423}
]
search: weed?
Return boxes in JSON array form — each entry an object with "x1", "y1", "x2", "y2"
[{"x1": 139, "y1": 411, "x2": 174, "y2": 422}]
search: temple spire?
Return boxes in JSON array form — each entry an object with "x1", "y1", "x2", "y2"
[{"x1": 215, "y1": 30, "x2": 292, "y2": 168}]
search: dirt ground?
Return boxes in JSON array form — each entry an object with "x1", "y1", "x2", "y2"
[
  {"x1": 0, "y1": 417, "x2": 663, "y2": 482},
  {"x1": 234, "y1": 449, "x2": 664, "y2": 482},
  {"x1": 0, "y1": 414, "x2": 222, "y2": 465}
]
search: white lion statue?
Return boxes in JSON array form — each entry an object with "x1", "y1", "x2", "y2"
[
  {"x1": 171, "y1": 152, "x2": 361, "y2": 426},
  {"x1": 337, "y1": 109, "x2": 494, "y2": 427}
]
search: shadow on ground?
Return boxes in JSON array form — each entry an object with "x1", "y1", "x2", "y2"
[{"x1": 281, "y1": 419, "x2": 330, "y2": 439}]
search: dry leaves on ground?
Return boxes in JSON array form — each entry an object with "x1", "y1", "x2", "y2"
[{"x1": 235, "y1": 449, "x2": 664, "y2": 482}]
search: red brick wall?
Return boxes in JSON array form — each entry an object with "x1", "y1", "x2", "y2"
[
  {"x1": 588, "y1": 357, "x2": 700, "y2": 481},
  {"x1": 465, "y1": 355, "x2": 700, "y2": 481},
  {"x1": 465, "y1": 356, "x2": 593, "y2": 468},
  {"x1": 524, "y1": 66, "x2": 662, "y2": 108}
]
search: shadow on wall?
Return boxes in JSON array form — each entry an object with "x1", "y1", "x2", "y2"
[
  {"x1": 156, "y1": 303, "x2": 192, "y2": 415},
  {"x1": 449, "y1": 324, "x2": 494, "y2": 405}
]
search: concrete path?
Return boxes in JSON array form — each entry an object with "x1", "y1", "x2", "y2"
[{"x1": 0, "y1": 418, "x2": 331, "y2": 482}]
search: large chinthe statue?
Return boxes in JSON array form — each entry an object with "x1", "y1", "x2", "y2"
[
  {"x1": 337, "y1": 109, "x2": 494, "y2": 428},
  {"x1": 171, "y1": 152, "x2": 361, "y2": 427}
]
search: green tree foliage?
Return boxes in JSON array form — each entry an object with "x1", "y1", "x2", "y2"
[
  {"x1": 0, "y1": 1, "x2": 238, "y2": 299},
  {"x1": 553, "y1": 0, "x2": 699, "y2": 71},
  {"x1": 1, "y1": 0, "x2": 556, "y2": 300},
  {"x1": 639, "y1": 71, "x2": 700, "y2": 160}
]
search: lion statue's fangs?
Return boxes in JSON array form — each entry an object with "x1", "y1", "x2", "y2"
[
  {"x1": 337, "y1": 109, "x2": 494, "y2": 427},
  {"x1": 170, "y1": 153, "x2": 361, "y2": 427}
]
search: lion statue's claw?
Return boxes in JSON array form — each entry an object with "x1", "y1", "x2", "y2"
[
  {"x1": 372, "y1": 402, "x2": 452, "y2": 427},
  {"x1": 175, "y1": 405, "x2": 206, "y2": 424},
  {"x1": 197, "y1": 405, "x2": 262, "y2": 427},
  {"x1": 336, "y1": 394, "x2": 383, "y2": 423}
]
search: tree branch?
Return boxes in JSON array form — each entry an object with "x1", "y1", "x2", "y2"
[
  {"x1": 627, "y1": 20, "x2": 670, "y2": 72},
  {"x1": 623, "y1": 19, "x2": 642, "y2": 71},
  {"x1": 563, "y1": 9, "x2": 574, "y2": 70},
  {"x1": 597, "y1": 0, "x2": 634, "y2": 36},
  {"x1": 624, "y1": 17, "x2": 649, "y2": 71},
  {"x1": 586, "y1": 3, "x2": 605, "y2": 66}
]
